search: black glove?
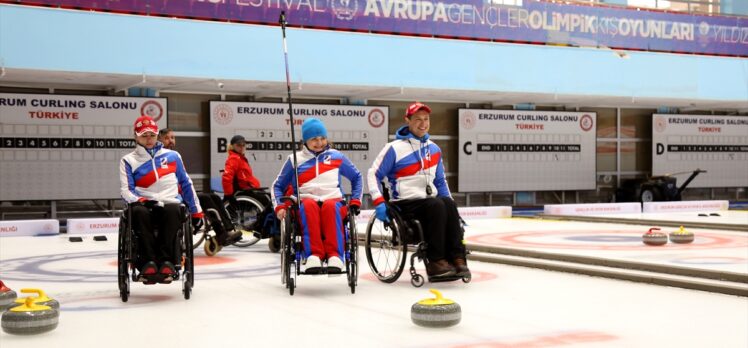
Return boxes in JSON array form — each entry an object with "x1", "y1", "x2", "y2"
[
  {"x1": 143, "y1": 200, "x2": 160, "y2": 209},
  {"x1": 192, "y1": 217, "x2": 204, "y2": 231},
  {"x1": 349, "y1": 205, "x2": 360, "y2": 216}
]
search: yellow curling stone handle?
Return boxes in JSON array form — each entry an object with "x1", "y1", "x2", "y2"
[
  {"x1": 10, "y1": 296, "x2": 52, "y2": 312},
  {"x1": 418, "y1": 289, "x2": 455, "y2": 306},
  {"x1": 14, "y1": 288, "x2": 52, "y2": 305}
]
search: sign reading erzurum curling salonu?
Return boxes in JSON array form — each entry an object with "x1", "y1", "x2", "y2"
[
  {"x1": 458, "y1": 109, "x2": 596, "y2": 192},
  {"x1": 14, "y1": 0, "x2": 747, "y2": 56},
  {"x1": 209, "y1": 101, "x2": 388, "y2": 194},
  {"x1": 652, "y1": 114, "x2": 748, "y2": 188},
  {"x1": 0, "y1": 93, "x2": 168, "y2": 201}
]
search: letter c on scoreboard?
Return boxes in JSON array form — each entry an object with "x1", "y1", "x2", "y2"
[{"x1": 463, "y1": 141, "x2": 472, "y2": 155}]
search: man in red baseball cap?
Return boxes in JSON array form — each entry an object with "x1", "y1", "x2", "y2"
[
  {"x1": 367, "y1": 102, "x2": 470, "y2": 282},
  {"x1": 119, "y1": 115, "x2": 204, "y2": 282}
]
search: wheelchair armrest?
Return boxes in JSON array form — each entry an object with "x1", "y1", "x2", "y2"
[
  {"x1": 179, "y1": 204, "x2": 190, "y2": 222},
  {"x1": 279, "y1": 196, "x2": 297, "y2": 205}
]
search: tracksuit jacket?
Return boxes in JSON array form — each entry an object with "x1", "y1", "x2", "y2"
[
  {"x1": 222, "y1": 149, "x2": 261, "y2": 196},
  {"x1": 272, "y1": 145, "x2": 363, "y2": 258},
  {"x1": 119, "y1": 142, "x2": 202, "y2": 217},
  {"x1": 367, "y1": 125, "x2": 451, "y2": 205}
]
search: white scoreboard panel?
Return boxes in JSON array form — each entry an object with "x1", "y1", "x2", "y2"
[
  {"x1": 458, "y1": 109, "x2": 596, "y2": 192},
  {"x1": 652, "y1": 114, "x2": 748, "y2": 188},
  {"x1": 0, "y1": 93, "x2": 167, "y2": 201},
  {"x1": 209, "y1": 102, "x2": 388, "y2": 194}
]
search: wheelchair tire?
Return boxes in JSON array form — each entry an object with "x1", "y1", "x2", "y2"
[
  {"x1": 182, "y1": 220, "x2": 195, "y2": 300},
  {"x1": 225, "y1": 196, "x2": 264, "y2": 247},
  {"x1": 117, "y1": 215, "x2": 130, "y2": 303},
  {"x1": 346, "y1": 209, "x2": 358, "y2": 294},
  {"x1": 280, "y1": 211, "x2": 297, "y2": 296},
  {"x1": 192, "y1": 230, "x2": 206, "y2": 250},
  {"x1": 365, "y1": 213, "x2": 407, "y2": 283},
  {"x1": 411, "y1": 274, "x2": 424, "y2": 288},
  {"x1": 268, "y1": 235, "x2": 280, "y2": 253},
  {"x1": 203, "y1": 237, "x2": 221, "y2": 257}
]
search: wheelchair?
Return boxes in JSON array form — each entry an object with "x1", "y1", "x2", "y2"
[
  {"x1": 117, "y1": 202, "x2": 195, "y2": 302},
  {"x1": 224, "y1": 188, "x2": 280, "y2": 250},
  {"x1": 364, "y1": 185, "x2": 471, "y2": 287},
  {"x1": 191, "y1": 188, "x2": 279, "y2": 256},
  {"x1": 280, "y1": 197, "x2": 358, "y2": 296}
]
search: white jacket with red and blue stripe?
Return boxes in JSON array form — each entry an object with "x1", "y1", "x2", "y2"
[
  {"x1": 271, "y1": 145, "x2": 363, "y2": 211},
  {"x1": 119, "y1": 142, "x2": 202, "y2": 216},
  {"x1": 368, "y1": 125, "x2": 451, "y2": 205}
]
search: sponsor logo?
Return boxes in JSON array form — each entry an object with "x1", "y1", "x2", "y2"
[
  {"x1": 141, "y1": 100, "x2": 164, "y2": 122},
  {"x1": 580, "y1": 114, "x2": 594, "y2": 131},
  {"x1": 0, "y1": 226, "x2": 18, "y2": 233},
  {"x1": 213, "y1": 104, "x2": 234, "y2": 125},
  {"x1": 461, "y1": 111, "x2": 477, "y2": 130},
  {"x1": 331, "y1": 0, "x2": 358, "y2": 20},
  {"x1": 368, "y1": 108, "x2": 385, "y2": 128},
  {"x1": 90, "y1": 223, "x2": 118, "y2": 229},
  {"x1": 654, "y1": 115, "x2": 667, "y2": 133}
]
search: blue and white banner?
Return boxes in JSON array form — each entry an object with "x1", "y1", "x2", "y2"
[{"x1": 7, "y1": 0, "x2": 747, "y2": 56}]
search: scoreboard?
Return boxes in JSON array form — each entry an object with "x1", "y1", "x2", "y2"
[
  {"x1": 458, "y1": 109, "x2": 597, "y2": 192},
  {"x1": 652, "y1": 114, "x2": 748, "y2": 188},
  {"x1": 209, "y1": 102, "x2": 388, "y2": 194},
  {"x1": 0, "y1": 93, "x2": 167, "y2": 200}
]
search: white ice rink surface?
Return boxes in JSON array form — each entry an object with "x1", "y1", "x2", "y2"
[
  {"x1": 1, "y1": 217, "x2": 747, "y2": 348},
  {"x1": 588, "y1": 210, "x2": 748, "y2": 226},
  {"x1": 464, "y1": 217, "x2": 748, "y2": 274}
]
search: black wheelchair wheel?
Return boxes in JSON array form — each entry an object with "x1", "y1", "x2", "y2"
[
  {"x1": 225, "y1": 196, "x2": 264, "y2": 247},
  {"x1": 365, "y1": 213, "x2": 407, "y2": 283},
  {"x1": 346, "y1": 210, "x2": 358, "y2": 294},
  {"x1": 193, "y1": 208, "x2": 223, "y2": 250},
  {"x1": 203, "y1": 237, "x2": 221, "y2": 257},
  {"x1": 183, "y1": 222, "x2": 194, "y2": 300},
  {"x1": 411, "y1": 274, "x2": 424, "y2": 288},
  {"x1": 117, "y1": 215, "x2": 130, "y2": 302},
  {"x1": 192, "y1": 229, "x2": 206, "y2": 250},
  {"x1": 268, "y1": 235, "x2": 280, "y2": 253},
  {"x1": 280, "y1": 211, "x2": 297, "y2": 296}
]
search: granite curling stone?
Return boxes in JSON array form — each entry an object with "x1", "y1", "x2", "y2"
[
  {"x1": 12, "y1": 288, "x2": 59, "y2": 310},
  {"x1": 1, "y1": 296, "x2": 59, "y2": 335},
  {"x1": 642, "y1": 227, "x2": 667, "y2": 246},
  {"x1": 411, "y1": 289, "x2": 461, "y2": 328},
  {"x1": 669, "y1": 226, "x2": 695, "y2": 244},
  {"x1": 0, "y1": 281, "x2": 17, "y2": 310}
]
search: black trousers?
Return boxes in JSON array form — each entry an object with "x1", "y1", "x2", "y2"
[
  {"x1": 198, "y1": 192, "x2": 234, "y2": 239},
  {"x1": 131, "y1": 203, "x2": 181, "y2": 266},
  {"x1": 393, "y1": 197, "x2": 465, "y2": 262}
]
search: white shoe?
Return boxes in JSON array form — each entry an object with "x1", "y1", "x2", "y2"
[
  {"x1": 326, "y1": 256, "x2": 344, "y2": 273},
  {"x1": 304, "y1": 255, "x2": 322, "y2": 274}
]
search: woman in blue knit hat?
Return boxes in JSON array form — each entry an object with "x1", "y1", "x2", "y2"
[{"x1": 271, "y1": 118, "x2": 363, "y2": 274}]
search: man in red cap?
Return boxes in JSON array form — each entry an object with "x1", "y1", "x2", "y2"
[
  {"x1": 367, "y1": 102, "x2": 470, "y2": 281},
  {"x1": 119, "y1": 115, "x2": 204, "y2": 282}
]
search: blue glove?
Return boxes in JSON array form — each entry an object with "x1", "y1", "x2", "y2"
[{"x1": 375, "y1": 203, "x2": 390, "y2": 223}]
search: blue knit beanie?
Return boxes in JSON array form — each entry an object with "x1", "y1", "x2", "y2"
[{"x1": 301, "y1": 118, "x2": 327, "y2": 142}]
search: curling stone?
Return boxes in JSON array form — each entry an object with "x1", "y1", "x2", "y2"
[
  {"x1": 11, "y1": 288, "x2": 59, "y2": 310},
  {"x1": 0, "y1": 281, "x2": 17, "y2": 310},
  {"x1": 411, "y1": 289, "x2": 461, "y2": 328},
  {"x1": 642, "y1": 227, "x2": 667, "y2": 246},
  {"x1": 669, "y1": 226, "x2": 695, "y2": 244},
  {"x1": 1, "y1": 296, "x2": 59, "y2": 335}
]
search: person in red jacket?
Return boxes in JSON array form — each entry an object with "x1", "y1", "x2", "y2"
[{"x1": 222, "y1": 135, "x2": 261, "y2": 197}]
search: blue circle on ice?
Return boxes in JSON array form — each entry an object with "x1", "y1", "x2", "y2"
[{"x1": 565, "y1": 235, "x2": 641, "y2": 243}]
